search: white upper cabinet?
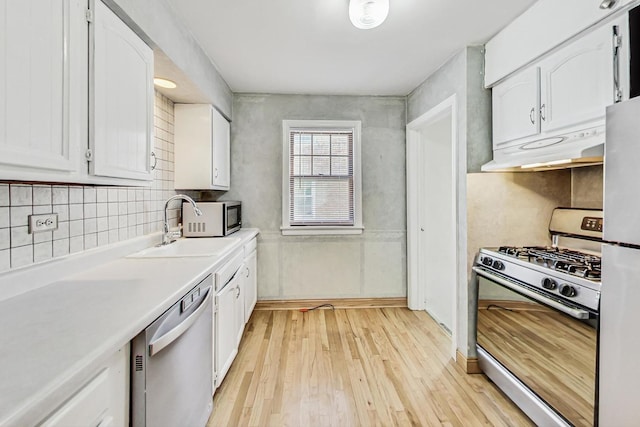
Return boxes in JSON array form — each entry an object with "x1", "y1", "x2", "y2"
[
  {"x1": 539, "y1": 22, "x2": 617, "y2": 133},
  {"x1": 90, "y1": 0, "x2": 154, "y2": 182},
  {"x1": 490, "y1": 16, "x2": 626, "y2": 149},
  {"x1": 174, "y1": 104, "x2": 231, "y2": 190},
  {"x1": 212, "y1": 107, "x2": 231, "y2": 189},
  {"x1": 0, "y1": 0, "x2": 87, "y2": 181},
  {"x1": 492, "y1": 67, "x2": 540, "y2": 148},
  {"x1": 485, "y1": 0, "x2": 633, "y2": 86},
  {"x1": 0, "y1": 0, "x2": 153, "y2": 185}
]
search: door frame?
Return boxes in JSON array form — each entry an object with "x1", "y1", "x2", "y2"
[{"x1": 406, "y1": 94, "x2": 459, "y2": 358}]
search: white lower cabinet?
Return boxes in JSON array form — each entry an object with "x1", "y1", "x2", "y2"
[
  {"x1": 40, "y1": 345, "x2": 129, "y2": 427},
  {"x1": 243, "y1": 245, "x2": 258, "y2": 324},
  {"x1": 213, "y1": 239, "x2": 258, "y2": 391},
  {"x1": 214, "y1": 268, "x2": 242, "y2": 390}
]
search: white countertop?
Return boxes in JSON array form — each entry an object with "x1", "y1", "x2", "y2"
[{"x1": 0, "y1": 229, "x2": 259, "y2": 427}]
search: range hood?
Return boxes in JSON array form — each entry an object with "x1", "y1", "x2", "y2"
[{"x1": 481, "y1": 125, "x2": 604, "y2": 172}]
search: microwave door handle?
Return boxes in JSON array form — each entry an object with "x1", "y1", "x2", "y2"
[
  {"x1": 473, "y1": 267, "x2": 590, "y2": 320},
  {"x1": 148, "y1": 286, "x2": 212, "y2": 357}
]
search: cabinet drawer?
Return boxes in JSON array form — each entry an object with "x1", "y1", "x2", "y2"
[
  {"x1": 40, "y1": 369, "x2": 111, "y2": 427},
  {"x1": 215, "y1": 251, "x2": 244, "y2": 291},
  {"x1": 39, "y1": 346, "x2": 128, "y2": 427}
]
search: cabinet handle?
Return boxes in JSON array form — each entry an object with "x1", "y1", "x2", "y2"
[
  {"x1": 150, "y1": 152, "x2": 157, "y2": 170},
  {"x1": 214, "y1": 168, "x2": 219, "y2": 178},
  {"x1": 245, "y1": 267, "x2": 250, "y2": 278},
  {"x1": 540, "y1": 104, "x2": 546, "y2": 121},
  {"x1": 236, "y1": 286, "x2": 241, "y2": 298},
  {"x1": 529, "y1": 107, "x2": 536, "y2": 125}
]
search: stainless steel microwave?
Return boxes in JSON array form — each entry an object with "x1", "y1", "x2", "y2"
[{"x1": 182, "y1": 201, "x2": 241, "y2": 237}]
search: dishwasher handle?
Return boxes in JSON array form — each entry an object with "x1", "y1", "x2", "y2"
[{"x1": 149, "y1": 286, "x2": 212, "y2": 357}]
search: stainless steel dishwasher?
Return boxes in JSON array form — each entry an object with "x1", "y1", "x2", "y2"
[{"x1": 131, "y1": 274, "x2": 213, "y2": 427}]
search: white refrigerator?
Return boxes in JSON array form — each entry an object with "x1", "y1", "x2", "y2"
[{"x1": 600, "y1": 95, "x2": 640, "y2": 426}]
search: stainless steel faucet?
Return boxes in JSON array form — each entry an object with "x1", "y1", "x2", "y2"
[{"x1": 163, "y1": 194, "x2": 202, "y2": 245}]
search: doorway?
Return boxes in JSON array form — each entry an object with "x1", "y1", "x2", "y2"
[{"x1": 406, "y1": 95, "x2": 458, "y2": 358}]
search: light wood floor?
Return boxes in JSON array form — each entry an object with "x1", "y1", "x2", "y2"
[{"x1": 207, "y1": 308, "x2": 533, "y2": 426}]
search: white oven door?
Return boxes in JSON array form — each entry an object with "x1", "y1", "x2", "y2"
[{"x1": 474, "y1": 268, "x2": 597, "y2": 427}]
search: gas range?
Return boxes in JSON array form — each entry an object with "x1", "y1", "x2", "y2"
[
  {"x1": 474, "y1": 207, "x2": 603, "y2": 312},
  {"x1": 474, "y1": 208, "x2": 604, "y2": 427},
  {"x1": 476, "y1": 246, "x2": 601, "y2": 311}
]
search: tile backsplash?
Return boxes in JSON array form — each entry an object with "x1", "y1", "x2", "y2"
[{"x1": 0, "y1": 91, "x2": 178, "y2": 273}]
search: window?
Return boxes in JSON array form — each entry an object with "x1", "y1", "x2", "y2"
[{"x1": 282, "y1": 120, "x2": 363, "y2": 235}]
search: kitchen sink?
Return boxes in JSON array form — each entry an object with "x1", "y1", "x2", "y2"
[{"x1": 128, "y1": 237, "x2": 241, "y2": 258}]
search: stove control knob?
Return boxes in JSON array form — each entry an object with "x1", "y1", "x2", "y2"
[
  {"x1": 482, "y1": 257, "x2": 493, "y2": 266},
  {"x1": 559, "y1": 284, "x2": 577, "y2": 298},
  {"x1": 492, "y1": 260, "x2": 504, "y2": 270},
  {"x1": 542, "y1": 278, "x2": 557, "y2": 290}
]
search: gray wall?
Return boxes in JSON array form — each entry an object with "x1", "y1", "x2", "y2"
[
  {"x1": 107, "y1": 0, "x2": 233, "y2": 118},
  {"x1": 405, "y1": 46, "x2": 493, "y2": 358},
  {"x1": 224, "y1": 94, "x2": 406, "y2": 300},
  {"x1": 407, "y1": 46, "x2": 491, "y2": 173}
]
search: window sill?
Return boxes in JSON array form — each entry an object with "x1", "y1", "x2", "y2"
[{"x1": 281, "y1": 226, "x2": 364, "y2": 236}]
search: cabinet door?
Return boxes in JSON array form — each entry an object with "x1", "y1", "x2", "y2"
[
  {"x1": 40, "y1": 346, "x2": 128, "y2": 427},
  {"x1": 492, "y1": 67, "x2": 540, "y2": 148},
  {"x1": 211, "y1": 108, "x2": 230, "y2": 190},
  {"x1": 244, "y1": 250, "x2": 257, "y2": 323},
  {"x1": 91, "y1": 0, "x2": 153, "y2": 181},
  {"x1": 0, "y1": 0, "x2": 84, "y2": 178},
  {"x1": 540, "y1": 21, "x2": 616, "y2": 133},
  {"x1": 215, "y1": 282, "x2": 238, "y2": 388},
  {"x1": 235, "y1": 275, "x2": 245, "y2": 345}
]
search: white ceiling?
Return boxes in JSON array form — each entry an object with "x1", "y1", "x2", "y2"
[{"x1": 164, "y1": 0, "x2": 536, "y2": 96}]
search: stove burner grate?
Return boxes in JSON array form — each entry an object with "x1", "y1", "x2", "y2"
[{"x1": 497, "y1": 246, "x2": 601, "y2": 280}]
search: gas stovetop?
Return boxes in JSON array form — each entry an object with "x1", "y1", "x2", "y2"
[
  {"x1": 475, "y1": 246, "x2": 601, "y2": 311},
  {"x1": 473, "y1": 208, "x2": 603, "y2": 312},
  {"x1": 496, "y1": 245, "x2": 601, "y2": 281}
]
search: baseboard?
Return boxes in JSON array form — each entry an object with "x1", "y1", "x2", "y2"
[
  {"x1": 456, "y1": 350, "x2": 482, "y2": 374},
  {"x1": 254, "y1": 297, "x2": 407, "y2": 311}
]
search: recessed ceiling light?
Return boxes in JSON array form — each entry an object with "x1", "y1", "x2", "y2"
[
  {"x1": 349, "y1": 0, "x2": 389, "y2": 30},
  {"x1": 153, "y1": 78, "x2": 177, "y2": 89}
]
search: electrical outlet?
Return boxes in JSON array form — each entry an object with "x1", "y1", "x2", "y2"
[{"x1": 28, "y1": 213, "x2": 59, "y2": 234}]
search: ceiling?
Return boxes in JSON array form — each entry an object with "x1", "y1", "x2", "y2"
[{"x1": 162, "y1": 0, "x2": 536, "y2": 96}]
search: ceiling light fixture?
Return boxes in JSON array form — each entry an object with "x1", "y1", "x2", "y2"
[
  {"x1": 349, "y1": 0, "x2": 389, "y2": 30},
  {"x1": 153, "y1": 77, "x2": 177, "y2": 89}
]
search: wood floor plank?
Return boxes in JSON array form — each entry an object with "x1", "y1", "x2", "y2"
[{"x1": 208, "y1": 308, "x2": 534, "y2": 427}]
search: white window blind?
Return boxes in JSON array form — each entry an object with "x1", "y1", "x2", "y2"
[{"x1": 289, "y1": 129, "x2": 354, "y2": 226}]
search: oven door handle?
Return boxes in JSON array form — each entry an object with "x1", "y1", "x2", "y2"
[{"x1": 473, "y1": 267, "x2": 590, "y2": 320}]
